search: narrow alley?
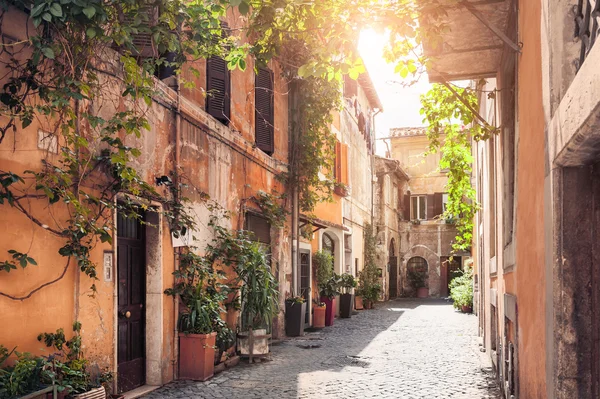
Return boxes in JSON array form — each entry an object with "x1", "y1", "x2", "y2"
[{"x1": 143, "y1": 300, "x2": 500, "y2": 399}]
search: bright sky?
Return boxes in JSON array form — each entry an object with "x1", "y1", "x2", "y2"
[{"x1": 357, "y1": 30, "x2": 431, "y2": 156}]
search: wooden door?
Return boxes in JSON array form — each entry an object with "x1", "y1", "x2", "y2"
[
  {"x1": 389, "y1": 257, "x2": 398, "y2": 298},
  {"x1": 299, "y1": 250, "x2": 311, "y2": 328},
  {"x1": 117, "y1": 212, "x2": 146, "y2": 393}
]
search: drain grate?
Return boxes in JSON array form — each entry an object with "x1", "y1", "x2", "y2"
[
  {"x1": 321, "y1": 355, "x2": 370, "y2": 368},
  {"x1": 298, "y1": 343, "x2": 322, "y2": 349}
]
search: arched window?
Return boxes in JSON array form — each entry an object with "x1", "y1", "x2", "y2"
[
  {"x1": 407, "y1": 256, "x2": 428, "y2": 275},
  {"x1": 389, "y1": 238, "x2": 396, "y2": 257},
  {"x1": 322, "y1": 233, "x2": 335, "y2": 255}
]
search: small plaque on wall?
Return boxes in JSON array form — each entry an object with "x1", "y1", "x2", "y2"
[{"x1": 103, "y1": 251, "x2": 113, "y2": 282}]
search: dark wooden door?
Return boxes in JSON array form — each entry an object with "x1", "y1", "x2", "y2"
[
  {"x1": 117, "y1": 212, "x2": 146, "y2": 393},
  {"x1": 389, "y1": 257, "x2": 398, "y2": 298},
  {"x1": 299, "y1": 250, "x2": 311, "y2": 328}
]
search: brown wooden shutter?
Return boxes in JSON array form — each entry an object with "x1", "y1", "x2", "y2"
[
  {"x1": 119, "y1": 7, "x2": 158, "y2": 58},
  {"x1": 433, "y1": 193, "x2": 444, "y2": 218},
  {"x1": 245, "y1": 213, "x2": 271, "y2": 245},
  {"x1": 334, "y1": 141, "x2": 342, "y2": 182},
  {"x1": 206, "y1": 56, "x2": 230, "y2": 125},
  {"x1": 255, "y1": 67, "x2": 274, "y2": 154},
  {"x1": 403, "y1": 191, "x2": 411, "y2": 220},
  {"x1": 427, "y1": 194, "x2": 435, "y2": 220}
]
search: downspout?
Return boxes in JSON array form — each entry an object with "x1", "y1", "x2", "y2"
[
  {"x1": 172, "y1": 72, "x2": 182, "y2": 381},
  {"x1": 289, "y1": 80, "x2": 299, "y2": 295},
  {"x1": 371, "y1": 109, "x2": 382, "y2": 226}
]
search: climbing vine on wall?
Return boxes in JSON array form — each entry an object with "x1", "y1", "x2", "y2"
[{"x1": 420, "y1": 83, "x2": 498, "y2": 252}]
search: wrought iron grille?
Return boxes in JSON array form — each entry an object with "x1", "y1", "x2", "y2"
[{"x1": 575, "y1": 0, "x2": 600, "y2": 71}]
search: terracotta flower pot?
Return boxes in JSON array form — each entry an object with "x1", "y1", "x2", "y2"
[
  {"x1": 355, "y1": 296, "x2": 364, "y2": 310},
  {"x1": 461, "y1": 305, "x2": 473, "y2": 313},
  {"x1": 416, "y1": 287, "x2": 429, "y2": 298},
  {"x1": 363, "y1": 299, "x2": 373, "y2": 309},
  {"x1": 313, "y1": 305, "x2": 326, "y2": 328},
  {"x1": 179, "y1": 332, "x2": 217, "y2": 381},
  {"x1": 320, "y1": 296, "x2": 335, "y2": 326}
]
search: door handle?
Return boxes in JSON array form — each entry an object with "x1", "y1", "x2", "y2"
[{"x1": 119, "y1": 310, "x2": 131, "y2": 319}]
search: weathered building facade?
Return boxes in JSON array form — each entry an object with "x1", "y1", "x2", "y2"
[
  {"x1": 373, "y1": 156, "x2": 408, "y2": 300},
  {"x1": 307, "y1": 72, "x2": 382, "y2": 315},
  {"x1": 387, "y1": 128, "x2": 462, "y2": 298},
  {"x1": 424, "y1": 0, "x2": 600, "y2": 397},
  {"x1": 0, "y1": 9, "x2": 293, "y2": 395}
]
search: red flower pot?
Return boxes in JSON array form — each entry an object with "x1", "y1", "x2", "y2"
[
  {"x1": 313, "y1": 305, "x2": 326, "y2": 328},
  {"x1": 321, "y1": 296, "x2": 335, "y2": 326},
  {"x1": 179, "y1": 332, "x2": 217, "y2": 381},
  {"x1": 416, "y1": 287, "x2": 429, "y2": 298}
]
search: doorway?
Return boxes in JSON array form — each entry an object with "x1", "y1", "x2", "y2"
[
  {"x1": 299, "y1": 250, "x2": 311, "y2": 328},
  {"x1": 440, "y1": 256, "x2": 462, "y2": 297},
  {"x1": 117, "y1": 211, "x2": 146, "y2": 393}
]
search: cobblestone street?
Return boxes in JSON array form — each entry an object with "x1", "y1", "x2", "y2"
[{"x1": 144, "y1": 299, "x2": 500, "y2": 399}]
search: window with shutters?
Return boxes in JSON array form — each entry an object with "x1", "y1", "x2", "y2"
[
  {"x1": 245, "y1": 213, "x2": 271, "y2": 245},
  {"x1": 117, "y1": 6, "x2": 159, "y2": 59},
  {"x1": 410, "y1": 195, "x2": 427, "y2": 220},
  {"x1": 206, "y1": 56, "x2": 231, "y2": 125},
  {"x1": 255, "y1": 67, "x2": 274, "y2": 155}
]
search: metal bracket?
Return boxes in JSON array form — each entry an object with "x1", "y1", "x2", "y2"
[{"x1": 460, "y1": 1, "x2": 522, "y2": 53}]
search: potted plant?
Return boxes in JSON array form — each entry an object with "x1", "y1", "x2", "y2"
[
  {"x1": 284, "y1": 295, "x2": 306, "y2": 337},
  {"x1": 165, "y1": 249, "x2": 228, "y2": 381},
  {"x1": 450, "y1": 265, "x2": 474, "y2": 313},
  {"x1": 339, "y1": 273, "x2": 357, "y2": 318},
  {"x1": 313, "y1": 250, "x2": 338, "y2": 326},
  {"x1": 359, "y1": 223, "x2": 381, "y2": 309},
  {"x1": 235, "y1": 242, "x2": 279, "y2": 359},
  {"x1": 37, "y1": 322, "x2": 108, "y2": 399},
  {"x1": 312, "y1": 300, "x2": 326, "y2": 328},
  {"x1": 354, "y1": 292, "x2": 364, "y2": 310},
  {"x1": 0, "y1": 345, "x2": 51, "y2": 399},
  {"x1": 407, "y1": 267, "x2": 429, "y2": 298}
]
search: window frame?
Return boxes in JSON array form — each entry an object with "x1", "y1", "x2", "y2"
[{"x1": 410, "y1": 195, "x2": 427, "y2": 220}]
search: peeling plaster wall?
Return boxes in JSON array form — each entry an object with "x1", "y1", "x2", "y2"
[{"x1": 0, "y1": 7, "x2": 291, "y2": 388}]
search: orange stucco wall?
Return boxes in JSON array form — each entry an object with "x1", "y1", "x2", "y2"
[
  {"x1": 515, "y1": 0, "x2": 547, "y2": 397},
  {"x1": 0, "y1": 7, "x2": 291, "y2": 391}
]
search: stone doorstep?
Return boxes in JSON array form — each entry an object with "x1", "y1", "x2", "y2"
[{"x1": 122, "y1": 385, "x2": 160, "y2": 399}]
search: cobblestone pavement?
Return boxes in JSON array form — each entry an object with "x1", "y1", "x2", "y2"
[{"x1": 144, "y1": 299, "x2": 500, "y2": 399}]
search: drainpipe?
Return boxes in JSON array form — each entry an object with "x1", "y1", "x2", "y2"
[
  {"x1": 289, "y1": 80, "x2": 299, "y2": 295},
  {"x1": 371, "y1": 109, "x2": 382, "y2": 227},
  {"x1": 172, "y1": 71, "x2": 182, "y2": 381}
]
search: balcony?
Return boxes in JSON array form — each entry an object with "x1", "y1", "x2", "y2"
[
  {"x1": 574, "y1": 0, "x2": 600, "y2": 72},
  {"x1": 422, "y1": 0, "x2": 514, "y2": 82}
]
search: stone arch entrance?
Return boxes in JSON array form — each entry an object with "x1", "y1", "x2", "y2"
[
  {"x1": 407, "y1": 256, "x2": 429, "y2": 296},
  {"x1": 389, "y1": 239, "x2": 398, "y2": 298}
]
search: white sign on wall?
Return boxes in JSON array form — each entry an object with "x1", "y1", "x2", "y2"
[{"x1": 103, "y1": 251, "x2": 113, "y2": 282}]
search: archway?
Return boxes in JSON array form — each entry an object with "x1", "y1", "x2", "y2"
[
  {"x1": 389, "y1": 239, "x2": 398, "y2": 298},
  {"x1": 407, "y1": 256, "x2": 429, "y2": 294},
  {"x1": 322, "y1": 232, "x2": 336, "y2": 267}
]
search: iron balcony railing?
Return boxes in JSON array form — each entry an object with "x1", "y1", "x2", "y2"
[{"x1": 575, "y1": 0, "x2": 600, "y2": 71}]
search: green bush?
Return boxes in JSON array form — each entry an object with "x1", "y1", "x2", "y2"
[{"x1": 449, "y1": 265, "x2": 473, "y2": 309}]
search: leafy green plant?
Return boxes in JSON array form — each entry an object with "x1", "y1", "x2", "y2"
[
  {"x1": 234, "y1": 242, "x2": 279, "y2": 331},
  {"x1": 0, "y1": 347, "x2": 48, "y2": 399},
  {"x1": 407, "y1": 268, "x2": 427, "y2": 290},
  {"x1": 339, "y1": 273, "x2": 357, "y2": 294},
  {"x1": 37, "y1": 322, "x2": 94, "y2": 395},
  {"x1": 313, "y1": 250, "x2": 334, "y2": 295},
  {"x1": 165, "y1": 247, "x2": 229, "y2": 335},
  {"x1": 285, "y1": 295, "x2": 305, "y2": 305},
  {"x1": 357, "y1": 223, "x2": 381, "y2": 302},
  {"x1": 319, "y1": 274, "x2": 341, "y2": 299},
  {"x1": 450, "y1": 265, "x2": 474, "y2": 309}
]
